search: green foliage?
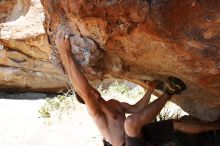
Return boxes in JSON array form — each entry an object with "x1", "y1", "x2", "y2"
[
  {"x1": 156, "y1": 105, "x2": 182, "y2": 121},
  {"x1": 127, "y1": 85, "x2": 145, "y2": 99},
  {"x1": 38, "y1": 90, "x2": 75, "y2": 119},
  {"x1": 39, "y1": 106, "x2": 51, "y2": 118},
  {"x1": 108, "y1": 81, "x2": 131, "y2": 95},
  {"x1": 100, "y1": 81, "x2": 145, "y2": 100}
]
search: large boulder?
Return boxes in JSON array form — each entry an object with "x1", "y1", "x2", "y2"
[
  {"x1": 0, "y1": 0, "x2": 68, "y2": 92},
  {"x1": 40, "y1": 0, "x2": 220, "y2": 121}
]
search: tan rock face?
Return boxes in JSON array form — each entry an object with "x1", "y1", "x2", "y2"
[
  {"x1": 40, "y1": 0, "x2": 220, "y2": 121},
  {"x1": 0, "y1": 0, "x2": 68, "y2": 93}
]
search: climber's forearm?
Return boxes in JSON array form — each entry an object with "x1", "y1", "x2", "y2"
[
  {"x1": 62, "y1": 54, "x2": 91, "y2": 97},
  {"x1": 121, "y1": 88, "x2": 154, "y2": 114}
]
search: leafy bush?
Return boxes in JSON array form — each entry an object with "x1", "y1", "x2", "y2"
[
  {"x1": 108, "y1": 81, "x2": 131, "y2": 95},
  {"x1": 38, "y1": 90, "x2": 75, "y2": 119},
  {"x1": 99, "y1": 81, "x2": 145, "y2": 101},
  {"x1": 156, "y1": 104, "x2": 182, "y2": 121}
]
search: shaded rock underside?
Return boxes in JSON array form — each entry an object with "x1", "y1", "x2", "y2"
[{"x1": 40, "y1": 0, "x2": 220, "y2": 121}]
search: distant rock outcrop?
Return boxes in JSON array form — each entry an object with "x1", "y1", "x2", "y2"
[{"x1": 0, "y1": 0, "x2": 68, "y2": 92}]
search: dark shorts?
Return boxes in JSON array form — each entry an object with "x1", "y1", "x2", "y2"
[
  {"x1": 175, "y1": 130, "x2": 220, "y2": 146},
  {"x1": 125, "y1": 120, "x2": 174, "y2": 146},
  {"x1": 125, "y1": 134, "x2": 146, "y2": 146},
  {"x1": 142, "y1": 120, "x2": 175, "y2": 144},
  {"x1": 125, "y1": 120, "x2": 220, "y2": 146}
]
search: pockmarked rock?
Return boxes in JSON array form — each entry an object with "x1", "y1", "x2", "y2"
[{"x1": 40, "y1": 0, "x2": 220, "y2": 121}]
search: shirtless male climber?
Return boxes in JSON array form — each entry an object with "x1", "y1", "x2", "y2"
[{"x1": 55, "y1": 30, "x2": 220, "y2": 146}]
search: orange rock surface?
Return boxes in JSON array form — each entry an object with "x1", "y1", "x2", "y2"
[{"x1": 40, "y1": 0, "x2": 220, "y2": 121}]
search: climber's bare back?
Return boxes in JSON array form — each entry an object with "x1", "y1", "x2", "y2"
[{"x1": 91, "y1": 98, "x2": 126, "y2": 146}]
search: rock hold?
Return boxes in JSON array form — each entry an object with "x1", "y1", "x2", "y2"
[{"x1": 70, "y1": 35, "x2": 102, "y2": 67}]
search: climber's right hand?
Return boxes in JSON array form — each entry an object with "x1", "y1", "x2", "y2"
[{"x1": 55, "y1": 29, "x2": 71, "y2": 60}]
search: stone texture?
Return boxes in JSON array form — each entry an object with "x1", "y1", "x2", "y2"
[
  {"x1": 0, "y1": 0, "x2": 68, "y2": 93},
  {"x1": 40, "y1": 0, "x2": 220, "y2": 121}
]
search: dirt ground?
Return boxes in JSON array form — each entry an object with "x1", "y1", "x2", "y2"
[
  {"x1": 0, "y1": 96, "x2": 103, "y2": 146},
  {"x1": 0, "y1": 90, "x2": 188, "y2": 146}
]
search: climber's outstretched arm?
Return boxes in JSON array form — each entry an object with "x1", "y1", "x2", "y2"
[{"x1": 55, "y1": 30, "x2": 101, "y2": 116}]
